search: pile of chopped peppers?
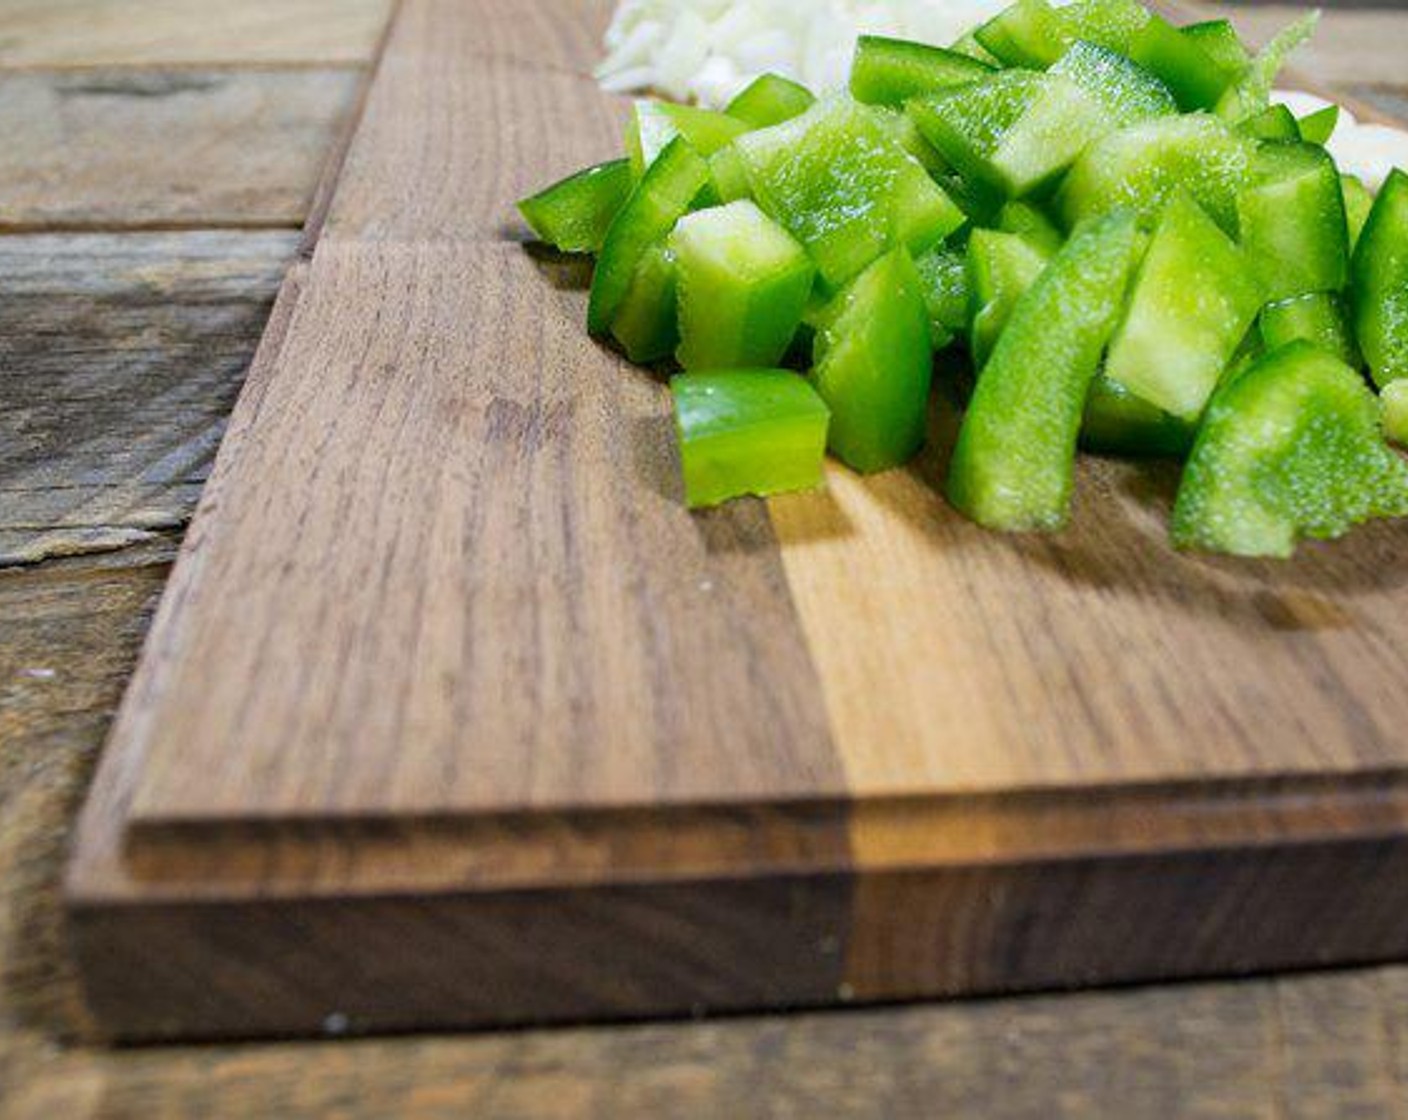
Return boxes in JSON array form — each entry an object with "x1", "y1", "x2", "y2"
[{"x1": 518, "y1": 0, "x2": 1408, "y2": 558}]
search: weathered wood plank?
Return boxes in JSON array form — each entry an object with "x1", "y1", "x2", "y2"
[
  {"x1": 0, "y1": 68, "x2": 361, "y2": 230},
  {"x1": 0, "y1": 231, "x2": 298, "y2": 566},
  {"x1": 0, "y1": 0, "x2": 394, "y2": 68}
]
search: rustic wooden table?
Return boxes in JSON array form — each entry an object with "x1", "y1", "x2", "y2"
[{"x1": 5, "y1": 2, "x2": 1408, "y2": 1115}]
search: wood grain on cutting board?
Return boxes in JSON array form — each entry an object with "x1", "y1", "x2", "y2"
[{"x1": 67, "y1": 0, "x2": 1408, "y2": 1040}]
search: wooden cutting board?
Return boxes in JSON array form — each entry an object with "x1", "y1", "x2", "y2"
[{"x1": 66, "y1": 0, "x2": 1408, "y2": 1041}]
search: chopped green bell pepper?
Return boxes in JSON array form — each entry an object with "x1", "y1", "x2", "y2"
[
  {"x1": 1081, "y1": 375, "x2": 1195, "y2": 458},
  {"x1": 975, "y1": 0, "x2": 1074, "y2": 68},
  {"x1": 1058, "y1": 0, "x2": 1151, "y2": 54},
  {"x1": 850, "y1": 35, "x2": 993, "y2": 107},
  {"x1": 589, "y1": 136, "x2": 710, "y2": 335},
  {"x1": 611, "y1": 240, "x2": 678, "y2": 363},
  {"x1": 626, "y1": 100, "x2": 750, "y2": 179},
  {"x1": 1236, "y1": 104, "x2": 1300, "y2": 142},
  {"x1": 950, "y1": 31, "x2": 1003, "y2": 66},
  {"x1": 1351, "y1": 168, "x2": 1408, "y2": 387},
  {"x1": 914, "y1": 245, "x2": 972, "y2": 349},
  {"x1": 708, "y1": 144, "x2": 752, "y2": 203},
  {"x1": 671, "y1": 370, "x2": 830, "y2": 508},
  {"x1": 1106, "y1": 191, "x2": 1262, "y2": 420},
  {"x1": 996, "y1": 199, "x2": 1065, "y2": 255},
  {"x1": 966, "y1": 227, "x2": 1051, "y2": 368},
  {"x1": 1215, "y1": 12, "x2": 1317, "y2": 124},
  {"x1": 1259, "y1": 292, "x2": 1359, "y2": 368},
  {"x1": 1382, "y1": 380, "x2": 1408, "y2": 447},
  {"x1": 1297, "y1": 103, "x2": 1340, "y2": 145},
  {"x1": 1178, "y1": 20, "x2": 1250, "y2": 82},
  {"x1": 737, "y1": 95, "x2": 964, "y2": 289},
  {"x1": 517, "y1": 159, "x2": 633, "y2": 254},
  {"x1": 726, "y1": 74, "x2": 816, "y2": 128},
  {"x1": 1238, "y1": 141, "x2": 1348, "y2": 302},
  {"x1": 1128, "y1": 14, "x2": 1233, "y2": 112},
  {"x1": 947, "y1": 209, "x2": 1140, "y2": 531},
  {"x1": 671, "y1": 199, "x2": 815, "y2": 370},
  {"x1": 1342, "y1": 173, "x2": 1375, "y2": 251},
  {"x1": 1058, "y1": 112, "x2": 1252, "y2": 235},
  {"x1": 811, "y1": 248, "x2": 933, "y2": 472},
  {"x1": 1172, "y1": 341, "x2": 1408, "y2": 556}
]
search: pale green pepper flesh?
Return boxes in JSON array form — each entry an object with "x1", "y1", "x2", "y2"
[
  {"x1": 1351, "y1": 168, "x2": 1408, "y2": 387},
  {"x1": 517, "y1": 159, "x2": 633, "y2": 254},
  {"x1": 1238, "y1": 142, "x2": 1348, "y2": 302},
  {"x1": 671, "y1": 370, "x2": 830, "y2": 508}
]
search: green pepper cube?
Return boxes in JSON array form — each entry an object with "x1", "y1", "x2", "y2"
[
  {"x1": 1059, "y1": 0, "x2": 1151, "y2": 54},
  {"x1": 849, "y1": 35, "x2": 993, "y2": 107},
  {"x1": 1106, "y1": 191, "x2": 1262, "y2": 420},
  {"x1": 708, "y1": 144, "x2": 752, "y2": 203},
  {"x1": 1351, "y1": 168, "x2": 1408, "y2": 387},
  {"x1": 671, "y1": 200, "x2": 815, "y2": 371},
  {"x1": 966, "y1": 228, "x2": 1051, "y2": 368},
  {"x1": 946, "y1": 209, "x2": 1139, "y2": 531},
  {"x1": 725, "y1": 73, "x2": 816, "y2": 128},
  {"x1": 1172, "y1": 341, "x2": 1408, "y2": 557},
  {"x1": 517, "y1": 159, "x2": 633, "y2": 254},
  {"x1": 908, "y1": 70, "x2": 1044, "y2": 195},
  {"x1": 974, "y1": 0, "x2": 1074, "y2": 68},
  {"x1": 611, "y1": 241, "x2": 678, "y2": 364},
  {"x1": 996, "y1": 199, "x2": 1065, "y2": 255},
  {"x1": 1238, "y1": 142, "x2": 1348, "y2": 302},
  {"x1": 1297, "y1": 103, "x2": 1340, "y2": 145},
  {"x1": 1342, "y1": 173, "x2": 1374, "y2": 251},
  {"x1": 914, "y1": 245, "x2": 972, "y2": 350},
  {"x1": 1179, "y1": 20, "x2": 1250, "y2": 81},
  {"x1": 589, "y1": 137, "x2": 710, "y2": 336},
  {"x1": 626, "y1": 100, "x2": 750, "y2": 179},
  {"x1": 1058, "y1": 113, "x2": 1253, "y2": 236},
  {"x1": 811, "y1": 248, "x2": 933, "y2": 473},
  {"x1": 671, "y1": 370, "x2": 830, "y2": 508},
  {"x1": 1382, "y1": 380, "x2": 1408, "y2": 447},
  {"x1": 737, "y1": 95, "x2": 964, "y2": 289},
  {"x1": 1081, "y1": 375, "x2": 1195, "y2": 458},
  {"x1": 1260, "y1": 292, "x2": 1359, "y2": 368},
  {"x1": 1128, "y1": 14, "x2": 1233, "y2": 112},
  {"x1": 1236, "y1": 104, "x2": 1300, "y2": 142}
]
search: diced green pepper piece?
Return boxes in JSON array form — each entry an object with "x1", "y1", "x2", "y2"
[
  {"x1": 1352, "y1": 168, "x2": 1408, "y2": 387},
  {"x1": 1058, "y1": 0, "x2": 1150, "y2": 54},
  {"x1": 1129, "y1": 14, "x2": 1233, "y2": 112},
  {"x1": 914, "y1": 245, "x2": 971, "y2": 349},
  {"x1": 811, "y1": 248, "x2": 933, "y2": 472},
  {"x1": 950, "y1": 32, "x2": 1002, "y2": 66},
  {"x1": 725, "y1": 74, "x2": 816, "y2": 128},
  {"x1": 966, "y1": 227, "x2": 1051, "y2": 368},
  {"x1": 1237, "y1": 104, "x2": 1300, "y2": 142},
  {"x1": 1342, "y1": 173, "x2": 1374, "y2": 251},
  {"x1": 975, "y1": 0, "x2": 1074, "y2": 69},
  {"x1": 1081, "y1": 375, "x2": 1195, "y2": 458},
  {"x1": 1297, "y1": 103, "x2": 1340, "y2": 145},
  {"x1": 878, "y1": 107, "x2": 951, "y2": 175},
  {"x1": 1179, "y1": 20, "x2": 1250, "y2": 81},
  {"x1": 1382, "y1": 380, "x2": 1408, "y2": 447},
  {"x1": 996, "y1": 199, "x2": 1065, "y2": 255},
  {"x1": 910, "y1": 45, "x2": 1173, "y2": 200},
  {"x1": 1215, "y1": 12, "x2": 1317, "y2": 124},
  {"x1": 671, "y1": 200, "x2": 815, "y2": 371},
  {"x1": 1172, "y1": 341, "x2": 1408, "y2": 556},
  {"x1": 671, "y1": 370, "x2": 830, "y2": 508},
  {"x1": 626, "y1": 100, "x2": 750, "y2": 179},
  {"x1": 947, "y1": 209, "x2": 1140, "y2": 531},
  {"x1": 850, "y1": 35, "x2": 993, "y2": 107},
  {"x1": 709, "y1": 144, "x2": 752, "y2": 203},
  {"x1": 1058, "y1": 113, "x2": 1253, "y2": 236},
  {"x1": 1238, "y1": 142, "x2": 1348, "y2": 302},
  {"x1": 517, "y1": 159, "x2": 633, "y2": 254},
  {"x1": 1106, "y1": 192, "x2": 1262, "y2": 420},
  {"x1": 611, "y1": 240, "x2": 678, "y2": 363},
  {"x1": 737, "y1": 95, "x2": 964, "y2": 290},
  {"x1": 589, "y1": 137, "x2": 710, "y2": 335},
  {"x1": 1260, "y1": 292, "x2": 1359, "y2": 367}
]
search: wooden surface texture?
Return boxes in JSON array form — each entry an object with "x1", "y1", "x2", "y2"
[{"x1": 10, "y1": 0, "x2": 1408, "y2": 1111}]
